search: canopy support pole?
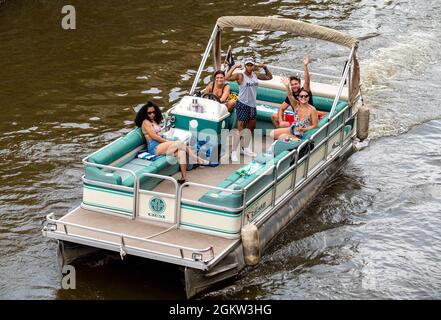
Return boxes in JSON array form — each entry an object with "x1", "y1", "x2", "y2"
[
  {"x1": 190, "y1": 24, "x2": 219, "y2": 95},
  {"x1": 329, "y1": 46, "x2": 355, "y2": 118}
]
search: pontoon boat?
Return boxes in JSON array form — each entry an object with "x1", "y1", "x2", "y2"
[{"x1": 42, "y1": 16, "x2": 368, "y2": 298}]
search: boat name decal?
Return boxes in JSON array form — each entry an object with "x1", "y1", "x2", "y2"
[
  {"x1": 248, "y1": 201, "x2": 267, "y2": 220},
  {"x1": 148, "y1": 197, "x2": 166, "y2": 218}
]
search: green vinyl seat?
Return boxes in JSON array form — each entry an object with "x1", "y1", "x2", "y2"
[
  {"x1": 273, "y1": 100, "x2": 349, "y2": 156},
  {"x1": 84, "y1": 128, "x2": 179, "y2": 189},
  {"x1": 229, "y1": 82, "x2": 347, "y2": 112},
  {"x1": 198, "y1": 151, "x2": 290, "y2": 208}
]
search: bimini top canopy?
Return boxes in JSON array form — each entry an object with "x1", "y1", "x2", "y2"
[
  {"x1": 212, "y1": 16, "x2": 360, "y2": 105},
  {"x1": 216, "y1": 16, "x2": 358, "y2": 49}
]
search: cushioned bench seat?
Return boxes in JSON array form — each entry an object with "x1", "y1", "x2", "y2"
[
  {"x1": 229, "y1": 83, "x2": 348, "y2": 131},
  {"x1": 84, "y1": 128, "x2": 179, "y2": 189},
  {"x1": 255, "y1": 99, "x2": 346, "y2": 122},
  {"x1": 198, "y1": 151, "x2": 290, "y2": 208},
  {"x1": 273, "y1": 100, "x2": 350, "y2": 156},
  {"x1": 229, "y1": 82, "x2": 346, "y2": 112},
  {"x1": 229, "y1": 73, "x2": 348, "y2": 100},
  {"x1": 118, "y1": 156, "x2": 179, "y2": 188}
]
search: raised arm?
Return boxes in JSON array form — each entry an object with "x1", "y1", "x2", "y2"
[
  {"x1": 281, "y1": 78, "x2": 298, "y2": 109},
  {"x1": 303, "y1": 55, "x2": 311, "y2": 92},
  {"x1": 256, "y1": 63, "x2": 273, "y2": 80},
  {"x1": 225, "y1": 63, "x2": 243, "y2": 84}
]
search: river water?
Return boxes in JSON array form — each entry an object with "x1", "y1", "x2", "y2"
[{"x1": 1, "y1": 0, "x2": 440, "y2": 299}]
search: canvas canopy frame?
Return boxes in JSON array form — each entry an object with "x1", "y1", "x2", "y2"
[{"x1": 189, "y1": 16, "x2": 360, "y2": 107}]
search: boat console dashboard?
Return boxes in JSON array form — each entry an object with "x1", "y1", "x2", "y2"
[{"x1": 170, "y1": 96, "x2": 230, "y2": 122}]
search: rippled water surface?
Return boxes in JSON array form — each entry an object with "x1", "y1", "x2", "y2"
[{"x1": 0, "y1": 0, "x2": 440, "y2": 299}]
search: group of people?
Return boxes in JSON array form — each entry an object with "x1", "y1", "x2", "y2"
[
  {"x1": 134, "y1": 55, "x2": 319, "y2": 183},
  {"x1": 270, "y1": 55, "x2": 319, "y2": 141},
  {"x1": 221, "y1": 55, "x2": 319, "y2": 160}
]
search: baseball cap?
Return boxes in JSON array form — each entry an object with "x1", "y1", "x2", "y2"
[{"x1": 244, "y1": 58, "x2": 255, "y2": 65}]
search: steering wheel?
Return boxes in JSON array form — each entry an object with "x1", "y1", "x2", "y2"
[{"x1": 202, "y1": 93, "x2": 221, "y2": 103}]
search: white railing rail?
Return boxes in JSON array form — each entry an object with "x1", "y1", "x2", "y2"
[
  {"x1": 81, "y1": 101, "x2": 353, "y2": 226},
  {"x1": 82, "y1": 159, "x2": 138, "y2": 218},
  {"x1": 43, "y1": 213, "x2": 215, "y2": 263},
  {"x1": 136, "y1": 172, "x2": 180, "y2": 223},
  {"x1": 178, "y1": 181, "x2": 246, "y2": 227}
]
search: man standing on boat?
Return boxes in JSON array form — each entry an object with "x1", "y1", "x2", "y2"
[
  {"x1": 271, "y1": 55, "x2": 314, "y2": 128},
  {"x1": 226, "y1": 58, "x2": 272, "y2": 162}
]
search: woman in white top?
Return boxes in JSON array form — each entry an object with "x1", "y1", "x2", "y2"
[{"x1": 225, "y1": 58, "x2": 272, "y2": 162}]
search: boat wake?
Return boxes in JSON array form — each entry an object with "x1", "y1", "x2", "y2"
[{"x1": 360, "y1": 30, "x2": 441, "y2": 139}]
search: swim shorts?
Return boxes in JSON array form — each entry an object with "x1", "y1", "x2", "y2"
[{"x1": 236, "y1": 100, "x2": 256, "y2": 121}]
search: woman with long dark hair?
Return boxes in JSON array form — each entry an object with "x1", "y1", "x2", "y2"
[
  {"x1": 270, "y1": 81, "x2": 318, "y2": 141},
  {"x1": 135, "y1": 101, "x2": 209, "y2": 184}
]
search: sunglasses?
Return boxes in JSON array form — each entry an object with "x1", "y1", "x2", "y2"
[
  {"x1": 147, "y1": 111, "x2": 156, "y2": 115},
  {"x1": 299, "y1": 94, "x2": 309, "y2": 98}
]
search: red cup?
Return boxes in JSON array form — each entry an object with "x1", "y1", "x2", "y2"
[{"x1": 285, "y1": 113, "x2": 295, "y2": 125}]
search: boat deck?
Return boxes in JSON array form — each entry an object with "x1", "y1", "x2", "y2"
[
  {"x1": 153, "y1": 163, "x2": 242, "y2": 201},
  {"x1": 46, "y1": 206, "x2": 238, "y2": 270},
  {"x1": 153, "y1": 136, "x2": 274, "y2": 201}
]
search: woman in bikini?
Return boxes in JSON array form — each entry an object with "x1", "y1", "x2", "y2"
[
  {"x1": 270, "y1": 79, "x2": 318, "y2": 141},
  {"x1": 201, "y1": 70, "x2": 235, "y2": 112},
  {"x1": 134, "y1": 101, "x2": 209, "y2": 184}
]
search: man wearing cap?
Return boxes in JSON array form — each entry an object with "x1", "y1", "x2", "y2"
[{"x1": 226, "y1": 58, "x2": 272, "y2": 162}]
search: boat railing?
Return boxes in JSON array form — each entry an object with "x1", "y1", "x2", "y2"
[
  {"x1": 81, "y1": 100, "x2": 355, "y2": 228},
  {"x1": 272, "y1": 101, "x2": 354, "y2": 200},
  {"x1": 274, "y1": 147, "x2": 299, "y2": 207},
  {"x1": 43, "y1": 212, "x2": 215, "y2": 264},
  {"x1": 178, "y1": 181, "x2": 246, "y2": 224},
  {"x1": 136, "y1": 172, "x2": 180, "y2": 223},
  {"x1": 81, "y1": 159, "x2": 138, "y2": 219},
  {"x1": 227, "y1": 103, "x2": 355, "y2": 228},
  {"x1": 314, "y1": 105, "x2": 349, "y2": 138},
  {"x1": 243, "y1": 165, "x2": 275, "y2": 204},
  {"x1": 242, "y1": 165, "x2": 276, "y2": 224},
  {"x1": 82, "y1": 175, "x2": 135, "y2": 193},
  {"x1": 275, "y1": 147, "x2": 298, "y2": 179},
  {"x1": 240, "y1": 98, "x2": 354, "y2": 224}
]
